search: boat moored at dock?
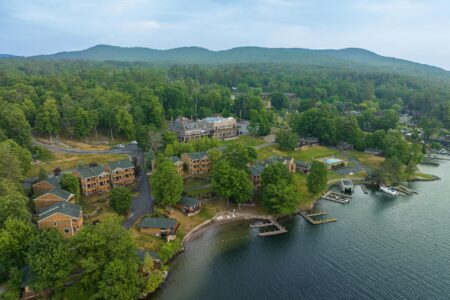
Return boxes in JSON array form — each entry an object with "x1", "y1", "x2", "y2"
[{"x1": 380, "y1": 185, "x2": 399, "y2": 196}]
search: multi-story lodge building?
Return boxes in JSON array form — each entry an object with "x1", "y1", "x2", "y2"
[
  {"x1": 106, "y1": 159, "x2": 136, "y2": 187},
  {"x1": 73, "y1": 165, "x2": 111, "y2": 196},
  {"x1": 181, "y1": 151, "x2": 211, "y2": 174},
  {"x1": 170, "y1": 156, "x2": 184, "y2": 175},
  {"x1": 248, "y1": 156, "x2": 296, "y2": 188},
  {"x1": 170, "y1": 116, "x2": 238, "y2": 142},
  {"x1": 37, "y1": 202, "x2": 83, "y2": 237},
  {"x1": 73, "y1": 159, "x2": 136, "y2": 196}
]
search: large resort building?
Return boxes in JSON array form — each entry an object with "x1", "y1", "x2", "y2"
[{"x1": 170, "y1": 116, "x2": 239, "y2": 142}]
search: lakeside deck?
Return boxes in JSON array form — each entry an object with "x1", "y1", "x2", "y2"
[
  {"x1": 392, "y1": 186, "x2": 418, "y2": 196},
  {"x1": 251, "y1": 217, "x2": 288, "y2": 236},
  {"x1": 360, "y1": 184, "x2": 369, "y2": 194}
]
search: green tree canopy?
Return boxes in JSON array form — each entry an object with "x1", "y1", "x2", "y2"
[
  {"x1": 96, "y1": 259, "x2": 140, "y2": 300},
  {"x1": 110, "y1": 187, "x2": 132, "y2": 215},
  {"x1": 212, "y1": 159, "x2": 253, "y2": 203},
  {"x1": 307, "y1": 161, "x2": 328, "y2": 194},
  {"x1": 59, "y1": 173, "x2": 80, "y2": 201},
  {"x1": 150, "y1": 160, "x2": 183, "y2": 207},
  {"x1": 27, "y1": 230, "x2": 73, "y2": 292},
  {"x1": 275, "y1": 129, "x2": 298, "y2": 151},
  {"x1": 0, "y1": 218, "x2": 35, "y2": 280}
]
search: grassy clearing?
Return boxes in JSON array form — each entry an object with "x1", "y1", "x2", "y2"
[
  {"x1": 27, "y1": 152, "x2": 128, "y2": 177},
  {"x1": 257, "y1": 145, "x2": 337, "y2": 161},
  {"x1": 221, "y1": 135, "x2": 266, "y2": 147},
  {"x1": 349, "y1": 151, "x2": 385, "y2": 169},
  {"x1": 293, "y1": 173, "x2": 315, "y2": 206}
]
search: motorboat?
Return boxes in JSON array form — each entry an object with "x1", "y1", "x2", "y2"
[{"x1": 380, "y1": 185, "x2": 399, "y2": 196}]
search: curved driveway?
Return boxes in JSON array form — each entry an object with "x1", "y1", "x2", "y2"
[{"x1": 32, "y1": 138, "x2": 154, "y2": 229}]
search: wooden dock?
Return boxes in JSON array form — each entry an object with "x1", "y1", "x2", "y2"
[
  {"x1": 393, "y1": 186, "x2": 418, "y2": 195},
  {"x1": 300, "y1": 211, "x2": 337, "y2": 225},
  {"x1": 256, "y1": 218, "x2": 288, "y2": 236},
  {"x1": 360, "y1": 184, "x2": 369, "y2": 194},
  {"x1": 321, "y1": 191, "x2": 352, "y2": 204}
]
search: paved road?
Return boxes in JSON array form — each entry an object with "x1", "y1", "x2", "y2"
[{"x1": 32, "y1": 139, "x2": 154, "y2": 229}]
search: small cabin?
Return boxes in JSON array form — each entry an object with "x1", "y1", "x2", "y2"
[
  {"x1": 295, "y1": 137, "x2": 319, "y2": 150},
  {"x1": 296, "y1": 160, "x2": 312, "y2": 174},
  {"x1": 364, "y1": 148, "x2": 384, "y2": 156},
  {"x1": 176, "y1": 196, "x2": 201, "y2": 216},
  {"x1": 137, "y1": 217, "x2": 179, "y2": 240}
]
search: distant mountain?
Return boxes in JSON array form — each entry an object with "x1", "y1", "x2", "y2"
[
  {"x1": 0, "y1": 54, "x2": 19, "y2": 58},
  {"x1": 22, "y1": 44, "x2": 450, "y2": 78}
]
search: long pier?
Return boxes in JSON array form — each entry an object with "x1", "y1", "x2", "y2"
[
  {"x1": 300, "y1": 211, "x2": 337, "y2": 225},
  {"x1": 253, "y1": 217, "x2": 288, "y2": 236},
  {"x1": 321, "y1": 191, "x2": 352, "y2": 204}
]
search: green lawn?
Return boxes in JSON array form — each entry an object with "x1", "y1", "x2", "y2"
[
  {"x1": 221, "y1": 135, "x2": 266, "y2": 147},
  {"x1": 27, "y1": 152, "x2": 129, "y2": 177},
  {"x1": 348, "y1": 150, "x2": 384, "y2": 169},
  {"x1": 257, "y1": 145, "x2": 337, "y2": 162}
]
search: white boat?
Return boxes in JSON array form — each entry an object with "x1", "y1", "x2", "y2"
[{"x1": 380, "y1": 185, "x2": 399, "y2": 196}]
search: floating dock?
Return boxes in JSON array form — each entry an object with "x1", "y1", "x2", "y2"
[
  {"x1": 300, "y1": 211, "x2": 337, "y2": 225},
  {"x1": 360, "y1": 184, "x2": 369, "y2": 194},
  {"x1": 321, "y1": 191, "x2": 352, "y2": 204},
  {"x1": 251, "y1": 218, "x2": 288, "y2": 236}
]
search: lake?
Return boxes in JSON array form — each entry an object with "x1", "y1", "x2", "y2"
[{"x1": 155, "y1": 163, "x2": 450, "y2": 300}]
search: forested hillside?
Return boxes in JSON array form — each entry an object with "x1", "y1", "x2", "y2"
[
  {"x1": 1, "y1": 59, "x2": 450, "y2": 151},
  {"x1": 24, "y1": 45, "x2": 450, "y2": 80}
]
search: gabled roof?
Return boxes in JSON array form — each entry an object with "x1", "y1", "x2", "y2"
[
  {"x1": 249, "y1": 163, "x2": 266, "y2": 176},
  {"x1": 49, "y1": 188, "x2": 73, "y2": 200},
  {"x1": 184, "y1": 151, "x2": 208, "y2": 160},
  {"x1": 32, "y1": 176, "x2": 61, "y2": 189},
  {"x1": 76, "y1": 165, "x2": 108, "y2": 179},
  {"x1": 296, "y1": 160, "x2": 311, "y2": 168},
  {"x1": 38, "y1": 202, "x2": 81, "y2": 221},
  {"x1": 170, "y1": 156, "x2": 183, "y2": 165},
  {"x1": 34, "y1": 188, "x2": 73, "y2": 201},
  {"x1": 179, "y1": 196, "x2": 200, "y2": 207},
  {"x1": 138, "y1": 217, "x2": 177, "y2": 229},
  {"x1": 108, "y1": 159, "x2": 134, "y2": 171}
]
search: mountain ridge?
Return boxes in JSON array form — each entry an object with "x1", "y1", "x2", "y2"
[{"x1": 2, "y1": 44, "x2": 448, "y2": 78}]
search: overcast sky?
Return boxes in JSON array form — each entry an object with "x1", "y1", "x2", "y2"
[{"x1": 1, "y1": 0, "x2": 449, "y2": 69}]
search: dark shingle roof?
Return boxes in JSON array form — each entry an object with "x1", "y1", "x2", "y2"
[
  {"x1": 47, "y1": 176, "x2": 61, "y2": 188},
  {"x1": 138, "y1": 217, "x2": 177, "y2": 229},
  {"x1": 38, "y1": 202, "x2": 81, "y2": 220},
  {"x1": 185, "y1": 151, "x2": 208, "y2": 160},
  {"x1": 170, "y1": 156, "x2": 183, "y2": 164},
  {"x1": 76, "y1": 165, "x2": 108, "y2": 179},
  {"x1": 296, "y1": 160, "x2": 311, "y2": 168},
  {"x1": 249, "y1": 163, "x2": 266, "y2": 176},
  {"x1": 136, "y1": 249, "x2": 159, "y2": 262},
  {"x1": 48, "y1": 188, "x2": 73, "y2": 200},
  {"x1": 108, "y1": 159, "x2": 134, "y2": 171},
  {"x1": 179, "y1": 196, "x2": 200, "y2": 207}
]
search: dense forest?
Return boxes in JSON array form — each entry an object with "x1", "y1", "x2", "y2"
[
  {"x1": 1, "y1": 55, "x2": 449, "y2": 297},
  {"x1": 1, "y1": 58, "x2": 450, "y2": 151}
]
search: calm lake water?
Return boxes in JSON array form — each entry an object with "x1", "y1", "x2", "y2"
[{"x1": 155, "y1": 163, "x2": 450, "y2": 300}]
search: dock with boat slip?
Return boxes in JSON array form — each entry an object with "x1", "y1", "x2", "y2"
[
  {"x1": 360, "y1": 184, "x2": 369, "y2": 194},
  {"x1": 250, "y1": 217, "x2": 287, "y2": 236},
  {"x1": 321, "y1": 191, "x2": 352, "y2": 204},
  {"x1": 392, "y1": 186, "x2": 418, "y2": 196},
  {"x1": 300, "y1": 211, "x2": 337, "y2": 225}
]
